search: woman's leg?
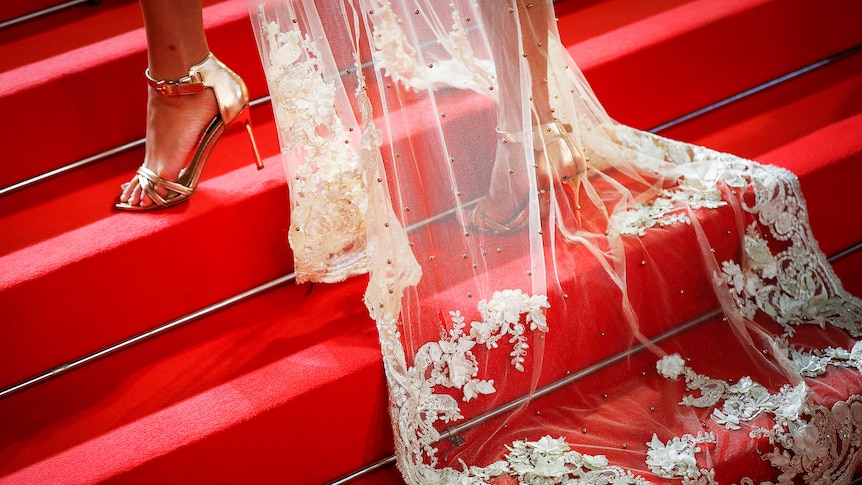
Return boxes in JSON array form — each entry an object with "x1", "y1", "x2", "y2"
[
  {"x1": 119, "y1": 0, "x2": 218, "y2": 208},
  {"x1": 518, "y1": 0, "x2": 552, "y2": 125},
  {"x1": 473, "y1": 1, "x2": 553, "y2": 228}
]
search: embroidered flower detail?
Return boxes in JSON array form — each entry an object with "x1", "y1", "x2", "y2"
[
  {"x1": 715, "y1": 166, "x2": 862, "y2": 337},
  {"x1": 418, "y1": 311, "x2": 496, "y2": 402},
  {"x1": 655, "y1": 344, "x2": 862, "y2": 484},
  {"x1": 657, "y1": 354, "x2": 687, "y2": 379},
  {"x1": 257, "y1": 8, "x2": 371, "y2": 283},
  {"x1": 669, "y1": 175, "x2": 727, "y2": 210},
  {"x1": 471, "y1": 289, "x2": 550, "y2": 371},
  {"x1": 646, "y1": 432, "x2": 716, "y2": 480},
  {"x1": 502, "y1": 436, "x2": 647, "y2": 484}
]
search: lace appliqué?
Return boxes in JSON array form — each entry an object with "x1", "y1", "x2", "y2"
[
  {"x1": 415, "y1": 311, "x2": 497, "y2": 404},
  {"x1": 604, "y1": 127, "x2": 734, "y2": 236},
  {"x1": 606, "y1": 124, "x2": 698, "y2": 170},
  {"x1": 646, "y1": 432, "x2": 717, "y2": 484},
  {"x1": 412, "y1": 290, "x2": 549, "y2": 404},
  {"x1": 380, "y1": 290, "x2": 633, "y2": 483},
  {"x1": 657, "y1": 350, "x2": 862, "y2": 485},
  {"x1": 258, "y1": 9, "x2": 369, "y2": 283},
  {"x1": 787, "y1": 341, "x2": 862, "y2": 377},
  {"x1": 717, "y1": 163, "x2": 862, "y2": 336},
  {"x1": 610, "y1": 174, "x2": 727, "y2": 237},
  {"x1": 470, "y1": 289, "x2": 551, "y2": 371},
  {"x1": 424, "y1": 436, "x2": 649, "y2": 485},
  {"x1": 367, "y1": 1, "x2": 496, "y2": 94}
]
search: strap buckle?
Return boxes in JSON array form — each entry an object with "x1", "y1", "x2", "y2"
[{"x1": 145, "y1": 69, "x2": 207, "y2": 96}]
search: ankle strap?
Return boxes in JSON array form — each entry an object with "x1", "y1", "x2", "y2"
[
  {"x1": 145, "y1": 53, "x2": 214, "y2": 96},
  {"x1": 145, "y1": 69, "x2": 207, "y2": 96}
]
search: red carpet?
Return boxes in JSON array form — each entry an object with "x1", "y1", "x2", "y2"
[{"x1": 1, "y1": 0, "x2": 861, "y2": 483}]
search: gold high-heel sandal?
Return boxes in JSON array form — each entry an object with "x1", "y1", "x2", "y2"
[
  {"x1": 115, "y1": 52, "x2": 263, "y2": 211},
  {"x1": 470, "y1": 120, "x2": 588, "y2": 235}
]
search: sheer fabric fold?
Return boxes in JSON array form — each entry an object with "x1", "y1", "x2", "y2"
[{"x1": 247, "y1": 1, "x2": 862, "y2": 483}]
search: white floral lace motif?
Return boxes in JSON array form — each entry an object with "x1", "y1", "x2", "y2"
[
  {"x1": 368, "y1": 1, "x2": 496, "y2": 95},
  {"x1": 607, "y1": 132, "x2": 862, "y2": 335},
  {"x1": 382, "y1": 290, "x2": 550, "y2": 479},
  {"x1": 658, "y1": 349, "x2": 862, "y2": 485},
  {"x1": 258, "y1": 8, "x2": 370, "y2": 283},
  {"x1": 451, "y1": 435, "x2": 650, "y2": 485},
  {"x1": 646, "y1": 432, "x2": 716, "y2": 484},
  {"x1": 721, "y1": 220, "x2": 862, "y2": 337}
]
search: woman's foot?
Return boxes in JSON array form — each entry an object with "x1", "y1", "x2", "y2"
[
  {"x1": 470, "y1": 133, "x2": 533, "y2": 234},
  {"x1": 118, "y1": 85, "x2": 218, "y2": 208}
]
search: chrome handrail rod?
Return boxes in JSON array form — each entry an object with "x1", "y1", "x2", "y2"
[
  {"x1": 650, "y1": 43, "x2": 862, "y2": 134},
  {"x1": 0, "y1": 0, "x2": 100, "y2": 31},
  {"x1": 329, "y1": 455, "x2": 397, "y2": 485}
]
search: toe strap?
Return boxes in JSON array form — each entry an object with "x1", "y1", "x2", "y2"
[{"x1": 136, "y1": 166, "x2": 193, "y2": 207}]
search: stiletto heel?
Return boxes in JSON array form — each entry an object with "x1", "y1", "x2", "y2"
[
  {"x1": 116, "y1": 52, "x2": 261, "y2": 211},
  {"x1": 234, "y1": 106, "x2": 264, "y2": 170}
]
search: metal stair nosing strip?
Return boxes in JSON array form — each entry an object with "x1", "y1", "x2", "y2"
[
  {"x1": 0, "y1": 272, "x2": 295, "y2": 399},
  {"x1": 0, "y1": 0, "x2": 102, "y2": 32}
]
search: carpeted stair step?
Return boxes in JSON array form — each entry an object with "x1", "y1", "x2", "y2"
[
  {"x1": 558, "y1": 0, "x2": 862, "y2": 130},
  {"x1": 662, "y1": 48, "x2": 862, "y2": 257},
  {"x1": 0, "y1": 0, "x2": 267, "y2": 190},
  {"x1": 0, "y1": 107, "x2": 291, "y2": 390}
]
